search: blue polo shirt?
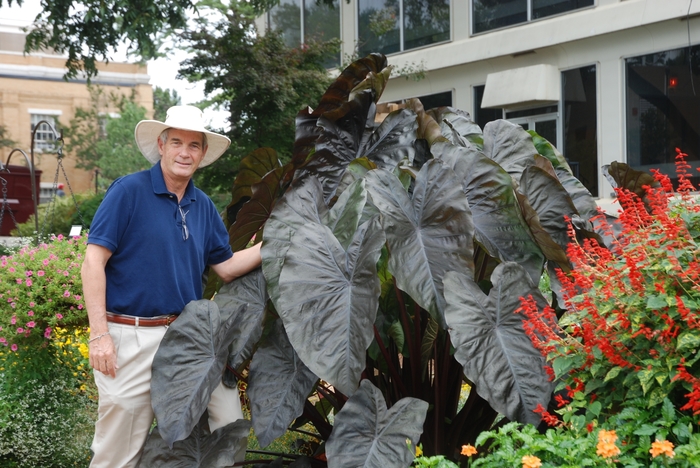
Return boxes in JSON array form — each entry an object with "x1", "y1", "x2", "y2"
[{"x1": 88, "y1": 163, "x2": 233, "y2": 317}]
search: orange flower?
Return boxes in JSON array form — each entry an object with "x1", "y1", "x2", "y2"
[
  {"x1": 461, "y1": 444, "x2": 477, "y2": 457},
  {"x1": 596, "y1": 429, "x2": 621, "y2": 458},
  {"x1": 521, "y1": 455, "x2": 542, "y2": 468},
  {"x1": 650, "y1": 439, "x2": 675, "y2": 459}
]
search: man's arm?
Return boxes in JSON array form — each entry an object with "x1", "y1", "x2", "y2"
[
  {"x1": 209, "y1": 242, "x2": 262, "y2": 283},
  {"x1": 81, "y1": 243, "x2": 119, "y2": 377}
]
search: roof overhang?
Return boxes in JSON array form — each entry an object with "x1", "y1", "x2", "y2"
[{"x1": 481, "y1": 64, "x2": 560, "y2": 110}]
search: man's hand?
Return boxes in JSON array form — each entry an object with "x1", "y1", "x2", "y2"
[{"x1": 89, "y1": 334, "x2": 119, "y2": 378}]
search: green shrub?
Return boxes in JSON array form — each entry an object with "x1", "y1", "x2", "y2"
[{"x1": 12, "y1": 191, "x2": 104, "y2": 238}]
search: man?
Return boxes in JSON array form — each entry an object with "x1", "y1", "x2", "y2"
[{"x1": 81, "y1": 105, "x2": 261, "y2": 467}]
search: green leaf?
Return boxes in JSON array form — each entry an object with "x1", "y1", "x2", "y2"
[
  {"x1": 604, "y1": 366, "x2": 623, "y2": 382},
  {"x1": 387, "y1": 320, "x2": 405, "y2": 352},
  {"x1": 552, "y1": 356, "x2": 575, "y2": 379},
  {"x1": 677, "y1": 330, "x2": 700, "y2": 352},
  {"x1": 634, "y1": 424, "x2": 659, "y2": 436},
  {"x1": 646, "y1": 294, "x2": 668, "y2": 309},
  {"x1": 647, "y1": 387, "x2": 667, "y2": 407},
  {"x1": 587, "y1": 401, "x2": 602, "y2": 418},
  {"x1": 638, "y1": 368, "x2": 656, "y2": 394}
]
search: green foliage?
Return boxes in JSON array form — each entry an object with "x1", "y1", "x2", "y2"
[
  {"x1": 179, "y1": 1, "x2": 338, "y2": 195},
  {"x1": 153, "y1": 86, "x2": 181, "y2": 121},
  {"x1": 14, "y1": 191, "x2": 105, "y2": 238},
  {"x1": 0, "y1": 125, "x2": 16, "y2": 149},
  {"x1": 0, "y1": 235, "x2": 87, "y2": 352},
  {"x1": 63, "y1": 86, "x2": 150, "y2": 183},
  {"x1": 14, "y1": 0, "x2": 193, "y2": 79}
]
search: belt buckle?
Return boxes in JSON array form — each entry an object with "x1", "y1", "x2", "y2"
[{"x1": 165, "y1": 315, "x2": 175, "y2": 327}]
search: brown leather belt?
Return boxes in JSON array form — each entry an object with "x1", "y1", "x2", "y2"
[{"x1": 106, "y1": 312, "x2": 178, "y2": 327}]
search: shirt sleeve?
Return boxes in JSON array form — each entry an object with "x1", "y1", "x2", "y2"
[
  {"x1": 87, "y1": 179, "x2": 132, "y2": 253},
  {"x1": 206, "y1": 200, "x2": 234, "y2": 266}
]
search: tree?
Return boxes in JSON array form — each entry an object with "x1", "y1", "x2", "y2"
[
  {"x1": 2, "y1": 0, "x2": 193, "y2": 79},
  {"x1": 179, "y1": 1, "x2": 340, "y2": 196},
  {"x1": 153, "y1": 86, "x2": 181, "y2": 121},
  {"x1": 63, "y1": 86, "x2": 150, "y2": 183}
]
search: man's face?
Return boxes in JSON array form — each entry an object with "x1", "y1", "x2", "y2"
[{"x1": 157, "y1": 128, "x2": 208, "y2": 182}]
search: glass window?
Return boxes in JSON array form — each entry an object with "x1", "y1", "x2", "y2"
[
  {"x1": 562, "y1": 65, "x2": 598, "y2": 196},
  {"x1": 473, "y1": 0, "x2": 593, "y2": 34},
  {"x1": 30, "y1": 114, "x2": 59, "y2": 151},
  {"x1": 626, "y1": 46, "x2": 700, "y2": 188},
  {"x1": 358, "y1": 0, "x2": 450, "y2": 58},
  {"x1": 416, "y1": 90, "x2": 453, "y2": 109},
  {"x1": 473, "y1": 85, "x2": 502, "y2": 131},
  {"x1": 269, "y1": 0, "x2": 340, "y2": 68}
]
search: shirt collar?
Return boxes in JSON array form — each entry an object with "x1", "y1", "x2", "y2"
[{"x1": 149, "y1": 162, "x2": 197, "y2": 206}]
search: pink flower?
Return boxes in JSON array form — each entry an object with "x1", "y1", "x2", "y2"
[
  {"x1": 56, "y1": 313, "x2": 63, "y2": 319},
  {"x1": 15, "y1": 278, "x2": 22, "y2": 284},
  {"x1": 10, "y1": 316, "x2": 16, "y2": 325},
  {"x1": 26, "y1": 321, "x2": 35, "y2": 328},
  {"x1": 44, "y1": 327, "x2": 52, "y2": 338},
  {"x1": 63, "y1": 271, "x2": 69, "y2": 277},
  {"x1": 57, "y1": 234, "x2": 64, "y2": 240},
  {"x1": 78, "y1": 304, "x2": 83, "y2": 310},
  {"x1": 25, "y1": 279, "x2": 32, "y2": 287},
  {"x1": 10, "y1": 344, "x2": 17, "y2": 351},
  {"x1": 8, "y1": 267, "x2": 14, "y2": 273},
  {"x1": 74, "y1": 294, "x2": 81, "y2": 300},
  {"x1": 29, "y1": 302, "x2": 35, "y2": 307},
  {"x1": 10, "y1": 302, "x2": 16, "y2": 309},
  {"x1": 27, "y1": 311, "x2": 34, "y2": 316},
  {"x1": 63, "y1": 290, "x2": 71, "y2": 298},
  {"x1": 42, "y1": 259, "x2": 49, "y2": 266},
  {"x1": 16, "y1": 327, "x2": 24, "y2": 333},
  {"x1": 37, "y1": 270, "x2": 45, "y2": 277},
  {"x1": 0, "y1": 337, "x2": 6, "y2": 344},
  {"x1": 25, "y1": 270, "x2": 32, "y2": 277}
]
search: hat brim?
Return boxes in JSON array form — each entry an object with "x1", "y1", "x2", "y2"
[{"x1": 134, "y1": 121, "x2": 231, "y2": 168}]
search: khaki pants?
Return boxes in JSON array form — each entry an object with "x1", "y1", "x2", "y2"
[{"x1": 90, "y1": 322, "x2": 245, "y2": 468}]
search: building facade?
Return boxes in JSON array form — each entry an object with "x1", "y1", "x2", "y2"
[
  {"x1": 262, "y1": 0, "x2": 700, "y2": 206},
  {"x1": 0, "y1": 24, "x2": 153, "y2": 196}
]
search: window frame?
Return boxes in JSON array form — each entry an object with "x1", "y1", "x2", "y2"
[
  {"x1": 356, "y1": 0, "x2": 453, "y2": 58},
  {"x1": 470, "y1": 0, "x2": 596, "y2": 36},
  {"x1": 29, "y1": 110, "x2": 61, "y2": 152}
]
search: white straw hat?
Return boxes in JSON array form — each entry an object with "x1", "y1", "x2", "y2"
[{"x1": 134, "y1": 105, "x2": 231, "y2": 168}]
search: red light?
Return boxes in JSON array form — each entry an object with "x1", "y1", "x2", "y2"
[{"x1": 669, "y1": 76, "x2": 678, "y2": 88}]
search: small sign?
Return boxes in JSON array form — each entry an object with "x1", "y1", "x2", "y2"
[{"x1": 69, "y1": 225, "x2": 82, "y2": 237}]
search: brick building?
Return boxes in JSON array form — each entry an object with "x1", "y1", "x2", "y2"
[{"x1": 0, "y1": 22, "x2": 153, "y2": 195}]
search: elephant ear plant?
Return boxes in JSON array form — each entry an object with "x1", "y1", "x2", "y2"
[{"x1": 145, "y1": 53, "x2": 606, "y2": 465}]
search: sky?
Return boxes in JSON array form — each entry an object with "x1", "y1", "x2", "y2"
[{"x1": 0, "y1": 0, "x2": 227, "y2": 128}]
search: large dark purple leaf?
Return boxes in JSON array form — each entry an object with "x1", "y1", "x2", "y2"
[
  {"x1": 529, "y1": 131, "x2": 599, "y2": 220},
  {"x1": 443, "y1": 263, "x2": 553, "y2": 425},
  {"x1": 426, "y1": 106, "x2": 482, "y2": 145},
  {"x1": 405, "y1": 98, "x2": 446, "y2": 146},
  {"x1": 137, "y1": 413, "x2": 250, "y2": 467},
  {"x1": 229, "y1": 147, "x2": 281, "y2": 214},
  {"x1": 325, "y1": 380, "x2": 428, "y2": 468},
  {"x1": 603, "y1": 160, "x2": 660, "y2": 204},
  {"x1": 300, "y1": 90, "x2": 375, "y2": 202},
  {"x1": 277, "y1": 217, "x2": 385, "y2": 396},
  {"x1": 151, "y1": 300, "x2": 247, "y2": 447},
  {"x1": 213, "y1": 268, "x2": 268, "y2": 373},
  {"x1": 247, "y1": 320, "x2": 319, "y2": 448},
  {"x1": 261, "y1": 176, "x2": 329, "y2": 310},
  {"x1": 323, "y1": 178, "x2": 369, "y2": 250},
  {"x1": 293, "y1": 54, "x2": 388, "y2": 165},
  {"x1": 519, "y1": 164, "x2": 578, "y2": 254},
  {"x1": 482, "y1": 120, "x2": 537, "y2": 185},
  {"x1": 365, "y1": 159, "x2": 474, "y2": 327},
  {"x1": 361, "y1": 108, "x2": 417, "y2": 171},
  {"x1": 433, "y1": 141, "x2": 545, "y2": 285}
]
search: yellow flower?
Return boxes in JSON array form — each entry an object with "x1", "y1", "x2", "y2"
[
  {"x1": 415, "y1": 445, "x2": 422, "y2": 457},
  {"x1": 650, "y1": 439, "x2": 675, "y2": 459},
  {"x1": 461, "y1": 444, "x2": 477, "y2": 457},
  {"x1": 521, "y1": 455, "x2": 541, "y2": 468},
  {"x1": 596, "y1": 429, "x2": 621, "y2": 458}
]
